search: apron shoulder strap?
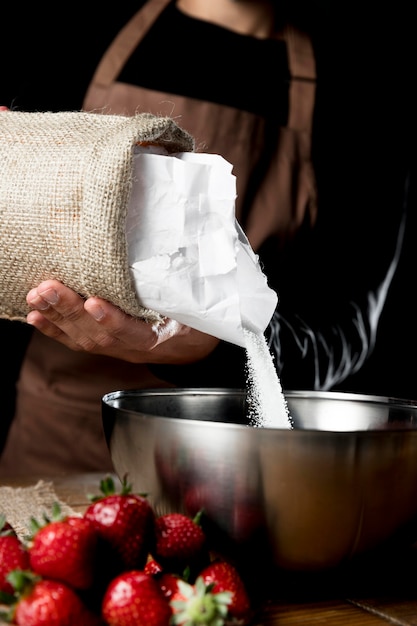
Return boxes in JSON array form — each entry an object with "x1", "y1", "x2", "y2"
[
  {"x1": 86, "y1": 2, "x2": 316, "y2": 134},
  {"x1": 89, "y1": 0, "x2": 172, "y2": 87},
  {"x1": 280, "y1": 24, "x2": 316, "y2": 132}
]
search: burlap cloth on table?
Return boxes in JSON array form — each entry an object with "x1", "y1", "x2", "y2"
[
  {"x1": 0, "y1": 482, "x2": 77, "y2": 625},
  {"x1": 0, "y1": 110, "x2": 194, "y2": 321},
  {"x1": 0, "y1": 481, "x2": 77, "y2": 541}
]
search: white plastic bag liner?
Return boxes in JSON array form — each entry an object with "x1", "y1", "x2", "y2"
[{"x1": 126, "y1": 147, "x2": 278, "y2": 348}]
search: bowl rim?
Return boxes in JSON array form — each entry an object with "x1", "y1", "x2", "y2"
[{"x1": 101, "y1": 388, "x2": 417, "y2": 435}]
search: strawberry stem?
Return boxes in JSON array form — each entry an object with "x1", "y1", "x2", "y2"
[{"x1": 171, "y1": 578, "x2": 232, "y2": 626}]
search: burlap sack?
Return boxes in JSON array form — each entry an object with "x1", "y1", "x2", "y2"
[{"x1": 0, "y1": 110, "x2": 194, "y2": 321}]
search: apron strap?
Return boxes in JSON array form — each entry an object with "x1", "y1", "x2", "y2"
[
  {"x1": 280, "y1": 24, "x2": 316, "y2": 132},
  {"x1": 85, "y1": 0, "x2": 316, "y2": 133},
  {"x1": 88, "y1": 0, "x2": 173, "y2": 87}
]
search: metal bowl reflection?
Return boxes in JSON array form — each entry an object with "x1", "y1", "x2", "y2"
[{"x1": 101, "y1": 388, "x2": 417, "y2": 572}]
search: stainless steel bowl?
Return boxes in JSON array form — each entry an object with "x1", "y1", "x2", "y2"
[{"x1": 101, "y1": 389, "x2": 417, "y2": 572}]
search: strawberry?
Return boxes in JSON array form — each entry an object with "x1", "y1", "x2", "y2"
[
  {"x1": 144, "y1": 558, "x2": 164, "y2": 576},
  {"x1": 157, "y1": 572, "x2": 182, "y2": 600},
  {"x1": 101, "y1": 570, "x2": 172, "y2": 626},
  {"x1": 0, "y1": 516, "x2": 30, "y2": 596},
  {"x1": 84, "y1": 475, "x2": 155, "y2": 577},
  {"x1": 153, "y1": 512, "x2": 207, "y2": 571},
  {"x1": 198, "y1": 560, "x2": 252, "y2": 624},
  {"x1": 144, "y1": 561, "x2": 182, "y2": 600},
  {"x1": 7, "y1": 573, "x2": 102, "y2": 626},
  {"x1": 28, "y1": 505, "x2": 98, "y2": 590},
  {"x1": 169, "y1": 577, "x2": 232, "y2": 626}
]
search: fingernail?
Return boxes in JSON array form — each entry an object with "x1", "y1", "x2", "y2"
[
  {"x1": 39, "y1": 288, "x2": 59, "y2": 305},
  {"x1": 27, "y1": 294, "x2": 50, "y2": 310},
  {"x1": 89, "y1": 304, "x2": 105, "y2": 321}
]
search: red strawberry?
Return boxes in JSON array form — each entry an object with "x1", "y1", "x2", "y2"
[
  {"x1": 157, "y1": 572, "x2": 182, "y2": 600},
  {"x1": 169, "y1": 577, "x2": 232, "y2": 626},
  {"x1": 102, "y1": 570, "x2": 172, "y2": 626},
  {"x1": 0, "y1": 516, "x2": 30, "y2": 595},
  {"x1": 198, "y1": 560, "x2": 252, "y2": 623},
  {"x1": 28, "y1": 507, "x2": 98, "y2": 590},
  {"x1": 153, "y1": 512, "x2": 206, "y2": 569},
  {"x1": 144, "y1": 558, "x2": 164, "y2": 576},
  {"x1": 84, "y1": 475, "x2": 155, "y2": 576},
  {"x1": 10, "y1": 576, "x2": 102, "y2": 626},
  {"x1": 144, "y1": 561, "x2": 182, "y2": 601}
]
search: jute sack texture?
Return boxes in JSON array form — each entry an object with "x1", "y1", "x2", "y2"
[{"x1": 0, "y1": 110, "x2": 194, "y2": 321}]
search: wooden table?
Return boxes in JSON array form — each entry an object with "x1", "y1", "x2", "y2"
[{"x1": 2, "y1": 472, "x2": 417, "y2": 625}]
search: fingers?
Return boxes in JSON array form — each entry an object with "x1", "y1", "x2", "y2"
[
  {"x1": 25, "y1": 280, "x2": 170, "y2": 357},
  {"x1": 26, "y1": 280, "x2": 120, "y2": 352},
  {"x1": 25, "y1": 308, "x2": 67, "y2": 339},
  {"x1": 27, "y1": 280, "x2": 85, "y2": 319},
  {"x1": 83, "y1": 295, "x2": 165, "y2": 351},
  {"x1": 25, "y1": 280, "x2": 214, "y2": 364}
]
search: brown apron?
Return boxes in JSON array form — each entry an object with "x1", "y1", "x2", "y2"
[
  {"x1": 83, "y1": 0, "x2": 317, "y2": 250},
  {"x1": 0, "y1": 0, "x2": 317, "y2": 476}
]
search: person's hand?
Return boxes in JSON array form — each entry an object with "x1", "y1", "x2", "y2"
[{"x1": 26, "y1": 280, "x2": 219, "y2": 364}]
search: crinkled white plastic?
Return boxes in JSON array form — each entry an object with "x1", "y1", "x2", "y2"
[{"x1": 126, "y1": 147, "x2": 278, "y2": 348}]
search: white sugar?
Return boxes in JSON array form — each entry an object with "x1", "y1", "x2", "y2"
[{"x1": 244, "y1": 328, "x2": 292, "y2": 429}]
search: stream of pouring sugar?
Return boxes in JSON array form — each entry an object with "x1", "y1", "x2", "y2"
[{"x1": 244, "y1": 328, "x2": 292, "y2": 429}]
